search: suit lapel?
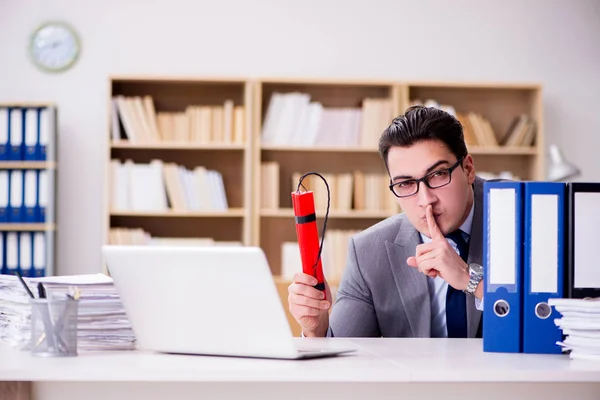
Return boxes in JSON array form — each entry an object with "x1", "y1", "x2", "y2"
[
  {"x1": 385, "y1": 218, "x2": 431, "y2": 337},
  {"x1": 466, "y1": 176, "x2": 484, "y2": 337}
]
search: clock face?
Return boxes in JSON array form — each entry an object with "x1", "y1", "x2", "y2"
[{"x1": 29, "y1": 22, "x2": 80, "y2": 72}]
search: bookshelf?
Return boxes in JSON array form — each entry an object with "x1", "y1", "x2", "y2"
[
  {"x1": 404, "y1": 82, "x2": 544, "y2": 181},
  {"x1": 103, "y1": 77, "x2": 545, "y2": 336},
  {"x1": 105, "y1": 77, "x2": 253, "y2": 250},
  {"x1": 0, "y1": 103, "x2": 57, "y2": 278}
]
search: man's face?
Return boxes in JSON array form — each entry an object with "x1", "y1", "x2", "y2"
[{"x1": 387, "y1": 140, "x2": 476, "y2": 238}]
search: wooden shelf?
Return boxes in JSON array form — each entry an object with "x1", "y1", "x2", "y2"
[
  {"x1": 0, "y1": 161, "x2": 56, "y2": 169},
  {"x1": 110, "y1": 209, "x2": 246, "y2": 218},
  {"x1": 105, "y1": 77, "x2": 545, "y2": 336},
  {"x1": 405, "y1": 81, "x2": 541, "y2": 90},
  {"x1": 468, "y1": 146, "x2": 537, "y2": 155},
  {"x1": 260, "y1": 208, "x2": 394, "y2": 219},
  {"x1": 0, "y1": 223, "x2": 55, "y2": 232},
  {"x1": 0, "y1": 102, "x2": 56, "y2": 107},
  {"x1": 261, "y1": 145, "x2": 377, "y2": 153},
  {"x1": 111, "y1": 142, "x2": 245, "y2": 150}
]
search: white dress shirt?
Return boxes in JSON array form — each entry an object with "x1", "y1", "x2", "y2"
[{"x1": 420, "y1": 202, "x2": 483, "y2": 338}]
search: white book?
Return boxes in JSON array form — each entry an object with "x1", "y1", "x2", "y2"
[
  {"x1": 261, "y1": 93, "x2": 284, "y2": 145},
  {"x1": 223, "y1": 100, "x2": 234, "y2": 144},
  {"x1": 288, "y1": 93, "x2": 311, "y2": 145},
  {"x1": 110, "y1": 99, "x2": 121, "y2": 142},
  {"x1": 130, "y1": 161, "x2": 167, "y2": 211},
  {"x1": 212, "y1": 170, "x2": 229, "y2": 210},
  {"x1": 281, "y1": 242, "x2": 302, "y2": 280},
  {"x1": 110, "y1": 160, "x2": 129, "y2": 211},
  {"x1": 303, "y1": 102, "x2": 323, "y2": 146},
  {"x1": 193, "y1": 166, "x2": 211, "y2": 211}
]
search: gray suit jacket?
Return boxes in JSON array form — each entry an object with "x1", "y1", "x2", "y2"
[{"x1": 328, "y1": 176, "x2": 485, "y2": 338}]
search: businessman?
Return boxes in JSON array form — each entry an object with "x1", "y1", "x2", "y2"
[{"x1": 288, "y1": 105, "x2": 484, "y2": 338}]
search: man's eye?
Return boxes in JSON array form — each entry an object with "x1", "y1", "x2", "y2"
[
  {"x1": 432, "y1": 170, "x2": 448, "y2": 177},
  {"x1": 398, "y1": 181, "x2": 414, "y2": 188}
]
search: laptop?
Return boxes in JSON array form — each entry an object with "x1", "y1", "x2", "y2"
[{"x1": 102, "y1": 245, "x2": 356, "y2": 360}]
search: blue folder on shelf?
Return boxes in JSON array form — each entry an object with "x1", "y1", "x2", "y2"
[
  {"x1": 0, "y1": 170, "x2": 8, "y2": 223},
  {"x1": 8, "y1": 170, "x2": 24, "y2": 223},
  {"x1": 8, "y1": 108, "x2": 24, "y2": 161},
  {"x1": 23, "y1": 108, "x2": 39, "y2": 161},
  {"x1": 0, "y1": 108, "x2": 8, "y2": 160}
]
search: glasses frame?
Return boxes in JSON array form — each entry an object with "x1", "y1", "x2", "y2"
[{"x1": 388, "y1": 156, "x2": 466, "y2": 198}]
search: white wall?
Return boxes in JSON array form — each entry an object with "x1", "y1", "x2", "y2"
[{"x1": 1, "y1": 0, "x2": 599, "y2": 276}]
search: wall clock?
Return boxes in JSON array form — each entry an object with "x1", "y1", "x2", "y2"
[{"x1": 29, "y1": 22, "x2": 81, "y2": 73}]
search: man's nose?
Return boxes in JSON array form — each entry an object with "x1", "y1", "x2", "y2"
[{"x1": 417, "y1": 183, "x2": 437, "y2": 208}]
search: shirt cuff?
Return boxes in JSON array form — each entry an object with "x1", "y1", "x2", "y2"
[{"x1": 475, "y1": 296, "x2": 484, "y2": 311}]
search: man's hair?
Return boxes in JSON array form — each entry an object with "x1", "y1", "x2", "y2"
[{"x1": 378, "y1": 105, "x2": 468, "y2": 172}]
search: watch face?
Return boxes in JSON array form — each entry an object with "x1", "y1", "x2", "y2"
[
  {"x1": 29, "y1": 22, "x2": 80, "y2": 72},
  {"x1": 469, "y1": 263, "x2": 483, "y2": 275}
]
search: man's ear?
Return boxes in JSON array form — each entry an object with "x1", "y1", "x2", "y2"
[{"x1": 463, "y1": 154, "x2": 476, "y2": 183}]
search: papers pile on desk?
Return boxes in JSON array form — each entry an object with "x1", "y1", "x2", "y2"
[
  {"x1": 550, "y1": 297, "x2": 600, "y2": 361},
  {"x1": 0, "y1": 273, "x2": 136, "y2": 352}
]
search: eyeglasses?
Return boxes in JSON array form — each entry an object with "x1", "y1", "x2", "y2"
[{"x1": 389, "y1": 156, "x2": 465, "y2": 198}]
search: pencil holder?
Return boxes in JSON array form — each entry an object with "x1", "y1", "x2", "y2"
[{"x1": 29, "y1": 297, "x2": 79, "y2": 357}]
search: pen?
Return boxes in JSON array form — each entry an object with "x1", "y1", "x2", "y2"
[
  {"x1": 15, "y1": 271, "x2": 35, "y2": 299},
  {"x1": 37, "y1": 282, "x2": 47, "y2": 299}
]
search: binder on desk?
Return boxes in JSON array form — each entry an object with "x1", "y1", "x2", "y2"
[
  {"x1": 0, "y1": 170, "x2": 8, "y2": 223},
  {"x1": 483, "y1": 181, "x2": 524, "y2": 353},
  {"x1": 566, "y1": 183, "x2": 600, "y2": 299},
  {"x1": 23, "y1": 170, "x2": 37, "y2": 223},
  {"x1": 0, "y1": 108, "x2": 8, "y2": 160},
  {"x1": 23, "y1": 108, "x2": 39, "y2": 161},
  {"x1": 5, "y1": 232, "x2": 18, "y2": 275},
  {"x1": 523, "y1": 182, "x2": 565, "y2": 354},
  {"x1": 9, "y1": 170, "x2": 24, "y2": 223},
  {"x1": 8, "y1": 108, "x2": 24, "y2": 161}
]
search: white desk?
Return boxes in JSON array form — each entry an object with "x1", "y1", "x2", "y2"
[{"x1": 2, "y1": 338, "x2": 599, "y2": 400}]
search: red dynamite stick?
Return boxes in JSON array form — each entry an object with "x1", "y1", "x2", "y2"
[{"x1": 291, "y1": 190, "x2": 326, "y2": 297}]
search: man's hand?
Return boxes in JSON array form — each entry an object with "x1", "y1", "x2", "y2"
[
  {"x1": 407, "y1": 205, "x2": 470, "y2": 291},
  {"x1": 288, "y1": 273, "x2": 331, "y2": 337}
]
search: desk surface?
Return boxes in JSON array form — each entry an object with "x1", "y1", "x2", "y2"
[{"x1": 2, "y1": 338, "x2": 599, "y2": 383}]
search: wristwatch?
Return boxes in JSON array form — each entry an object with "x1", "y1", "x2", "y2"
[{"x1": 463, "y1": 262, "x2": 483, "y2": 296}]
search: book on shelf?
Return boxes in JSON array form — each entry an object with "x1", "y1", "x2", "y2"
[
  {"x1": 281, "y1": 170, "x2": 398, "y2": 214},
  {"x1": 111, "y1": 95, "x2": 245, "y2": 145},
  {"x1": 411, "y1": 99, "x2": 537, "y2": 148},
  {"x1": 260, "y1": 92, "x2": 393, "y2": 148},
  {"x1": 110, "y1": 159, "x2": 228, "y2": 212},
  {"x1": 108, "y1": 227, "x2": 242, "y2": 247},
  {"x1": 260, "y1": 161, "x2": 280, "y2": 210},
  {"x1": 280, "y1": 229, "x2": 360, "y2": 282}
]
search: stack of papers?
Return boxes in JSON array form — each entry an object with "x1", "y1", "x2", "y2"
[
  {"x1": 0, "y1": 273, "x2": 136, "y2": 352},
  {"x1": 549, "y1": 297, "x2": 600, "y2": 361}
]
